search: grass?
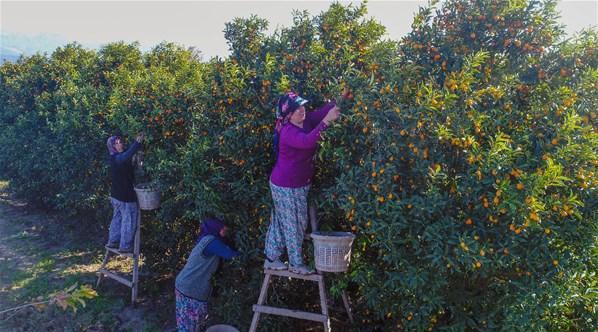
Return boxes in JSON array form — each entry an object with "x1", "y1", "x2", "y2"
[
  {"x1": 0, "y1": 220, "x2": 120, "y2": 331},
  {"x1": 0, "y1": 188, "x2": 175, "y2": 331}
]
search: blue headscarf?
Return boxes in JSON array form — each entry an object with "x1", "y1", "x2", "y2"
[{"x1": 197, "y1": 218, "x2": 225, "y2": 244}]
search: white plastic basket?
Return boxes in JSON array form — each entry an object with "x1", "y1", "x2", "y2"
[
  {"x1": 206, "y1": 324, "x2": 239, "y2": 332},
  {"x1": 134, "y1": 183, "x2": 160, "y2": 210},
  {"x1": 311, "y1": 231, "x2": 356, "y2": 273}
]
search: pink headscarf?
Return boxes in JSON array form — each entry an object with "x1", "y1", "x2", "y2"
[
  {"x1": 274, "y1": 91, "x2": 309, "y2": 134},
  {"x1": 106, "y1": 136, "x2": 120, "y2": 155}
]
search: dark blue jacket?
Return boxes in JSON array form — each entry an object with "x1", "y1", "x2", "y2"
[{"x1": 109, "y1": 141, "x2": 141, "y2": 202}]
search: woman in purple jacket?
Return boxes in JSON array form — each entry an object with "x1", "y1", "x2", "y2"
[{"x1": 264, "y1": 91, "x2": 342, "y2": 275}]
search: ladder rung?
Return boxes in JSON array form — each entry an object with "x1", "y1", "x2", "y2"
[
  {"x1": 105, "y1": 246, "x2": 136, "y2": 258},
  {"x1": 253, "y1": 305, "x2": 328, "y2": 323},
  {"x1": 98, "y1": 268, "x2": 133, "y2": 287},
  {"x1": 264, "y1": 269, "x2": 323, "y2": 282}
]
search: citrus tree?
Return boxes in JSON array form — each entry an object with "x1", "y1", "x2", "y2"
[{"x1": 0, "y1": 1, "x2": 595, "y2": 330}]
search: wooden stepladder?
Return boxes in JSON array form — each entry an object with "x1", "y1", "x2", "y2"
[
  {"x1": 249, "y1": 205, "x2": 353, "y2": 331},
  {"x1": 250, "y1": 269, "x2": 333, "y2": 332},
  {"x1": 96, "y1": 209, "x2": 141, "y2": 303}
]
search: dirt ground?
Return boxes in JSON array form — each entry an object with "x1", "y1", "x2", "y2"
[
  {"x1": 0, "y1": 181, "x2": 175, "y2": 332},
  {"x1": 0, "y1": 181, "x2": 357, "y2": 332}
]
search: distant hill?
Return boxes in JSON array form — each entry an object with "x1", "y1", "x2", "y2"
[
  {"x1": 1, "y1": 46, "x2": 24, "y2": 63},
  {"x1": 0, "y1": 33, "x2": 105, "y2": 63},
  {"x1": 1, "y1": 55, "x2": 21, "y2": 63},
  {"x1": 1, "y1": 32, "x2": 68, "y2": 63}
]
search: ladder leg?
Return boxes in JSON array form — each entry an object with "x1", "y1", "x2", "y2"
[
  {"x1": 256, "y1": 273, "x2": 271, "y2": 305},
  {"x1": 309, "y1": 204, "x2": 318, "y2": 233},
  {"x1": 341, "y1": 290, "x2": 354, "y2": 324},
  {"x1": 318, "y1": 276, "x2": 330, "y2": 332},
  {"x1": 131, "y1": 255, "x2": 139, "y2": 303},
  {"x1": 250, "y1": 272, "x2": 271, "y2": 332},
  {"x1": 96, "y1": 249, "x2": 111, "y2": 288},
  {"x1": 131, "y1": 209, "x2": 141, "y2": 304}
]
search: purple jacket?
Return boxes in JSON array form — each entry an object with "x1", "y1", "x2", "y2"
[{"x1": 270, "y1": 101, "x2": 336, "y2": 188}]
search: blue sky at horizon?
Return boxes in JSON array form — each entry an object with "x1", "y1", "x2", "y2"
[{"x1": 1, "y1": 0, "x2": 596, "y2": 60}]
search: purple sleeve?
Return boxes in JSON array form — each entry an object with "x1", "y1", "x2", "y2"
[
  {"x1": 203, "y1": 238, "x2": 240, "y2": 260},
  {"x1": 281, "y1": 122, "x2": 328, "y2": 150},
  {"x1": 306, "y1": 101, "x2": 336, "y2": 127}
]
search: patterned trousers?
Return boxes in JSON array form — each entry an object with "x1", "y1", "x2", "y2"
[
  {"x1": 175, "y1": 288, "x2": 209, "y2": 332},
  {"x1": 265, "y1": 181, "x2": 310, "y2": 267},
  {"x1": 107, "y1": 197, "x2": 138, "y2": 251}
]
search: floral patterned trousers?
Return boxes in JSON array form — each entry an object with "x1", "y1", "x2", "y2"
[
  {"x1": 265, "y1": 181, "x2": 311, "y2": 267},
  {"x1": 175, "y1": 288, "x2": 208, "y2": 332}
]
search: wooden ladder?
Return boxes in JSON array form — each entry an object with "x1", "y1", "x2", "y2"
[
  {"x1": 96, "y1": 209, "x2": 141, "y2": 304},
  {"x1": 250, "y1": 269, "x2": 333, "y2": 332},
  {"x1": 249, "y1": 205, "x2": 353, "y2": 331}
]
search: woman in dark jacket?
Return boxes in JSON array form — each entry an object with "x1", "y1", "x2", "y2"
[{"x1": 105, "y1": 132, "x2": 144, "y2": 253}]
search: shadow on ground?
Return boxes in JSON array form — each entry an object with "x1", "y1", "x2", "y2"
[{"x1": 0, "y1": 181, "x2": 176, "y2": 331}]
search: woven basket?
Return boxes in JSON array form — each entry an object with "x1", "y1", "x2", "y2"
[
  {"x1": 134, "y1": 183, "x2": 160, "y2": 210},
  {"x1": 311, "y1": 231, "x2": 356, "y2": 273}
]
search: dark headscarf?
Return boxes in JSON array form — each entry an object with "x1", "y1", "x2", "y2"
[
  {"x1": 197, "y1": 218, "x2": 225, "y2": 244},
  {"x1": 275, "y1": 91, "x2": 309, "y2": 126}
]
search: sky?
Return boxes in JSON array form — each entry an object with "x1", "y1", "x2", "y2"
[{"x1": 1, "y1": 0, "x2": 597, "y2": 60}]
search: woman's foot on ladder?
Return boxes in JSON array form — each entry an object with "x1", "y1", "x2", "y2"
[
  {"x1": 264, "y1": 257, "x2": 287, "y2": 270},
  {"x1": 289, "y1": 264, "x2": 314, "y2": 275}
]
